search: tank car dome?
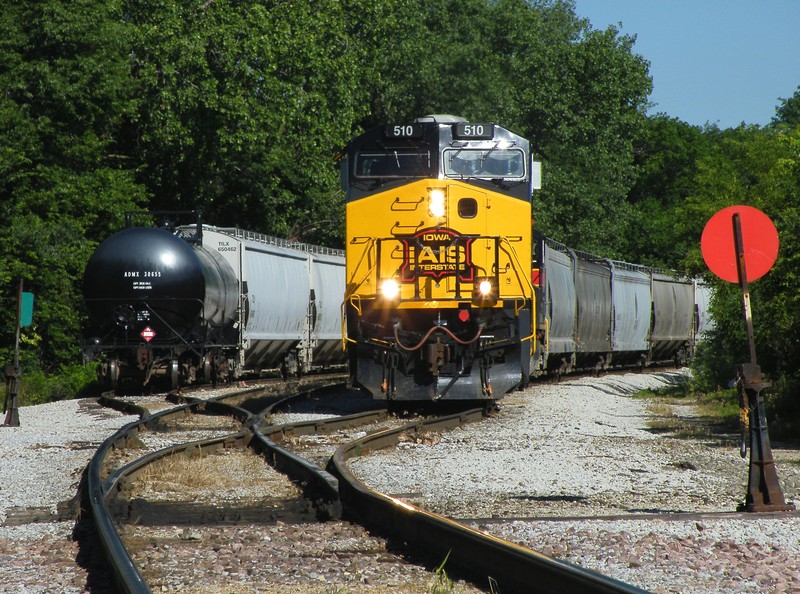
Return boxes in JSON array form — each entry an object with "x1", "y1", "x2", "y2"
[{"x1": 83, "y1": 226, "x2": 206, "y2": 337}]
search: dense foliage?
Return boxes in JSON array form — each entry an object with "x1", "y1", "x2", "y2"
[
  {"x1": 1, "y1": 0, "x2": 799, "y2": 405},
  {"x1": 1, "y1": 0, "x2": 146, "y2": 371}
]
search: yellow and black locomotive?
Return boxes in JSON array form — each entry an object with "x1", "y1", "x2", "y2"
[{"x1": 342, "y1": 115, "x2": 541, "y2": 401}]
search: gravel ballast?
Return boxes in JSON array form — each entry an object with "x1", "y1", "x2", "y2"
[
  {"x1": 0, "y1": 399, "x2": 138, "y2": 592},
  {"x1": 2, "y1": 372, "x2": 800, "y2": 593},
  {"x1": 349, "y1": 370, "x2": 800, "y2": 594}
]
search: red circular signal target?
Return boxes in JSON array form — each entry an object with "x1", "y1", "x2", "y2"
[{"x1": 700, "y1": 205, "x2": 778, "y2": 283}]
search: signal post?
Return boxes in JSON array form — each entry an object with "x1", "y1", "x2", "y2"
[
  {"x1": 3, "y1": 280, "x2": 34, "y2": 428},
  {"x1": 701, "y1": 206, "x2": 794, "y2": 512}
]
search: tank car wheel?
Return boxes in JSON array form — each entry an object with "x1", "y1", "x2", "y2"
[
  {"x1": 170, "y1": 359, "x2": 180, "y2": 391},
  {"x1": 105, "y1": 360, "x2": 120, "y2": 390},
  {"x1": 111, "y1": 360, "x2": 120, "y2": 384}
]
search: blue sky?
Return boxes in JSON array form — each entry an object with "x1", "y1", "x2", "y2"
[{"x1": 573, "y1": 1, "x2": 800, "y2": 129}]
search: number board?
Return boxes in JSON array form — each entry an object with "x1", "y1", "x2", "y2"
[
  {"x1": 453, "y1": 123, "x2": 494, "y2": 140},
  {"x1": 385, "y1": 124, "x2": 423, "y2": 139}
]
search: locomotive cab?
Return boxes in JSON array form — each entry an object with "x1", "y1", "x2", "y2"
[{"x1": 343, "y1": 116, "x2": 541, "y2": 401}]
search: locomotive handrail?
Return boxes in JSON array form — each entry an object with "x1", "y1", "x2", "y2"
[
  {"x1": 499, "y1": 237, "x2": 535, "y2": 297},
  {"x1": 341, "y1": 299, "x2": 358, "y2": 349},
  {"x1": 499, "y1": 237, "x2": 537, "y2": 332},
  {"x1": 344, "y1": 238, "x2": 378, "y2": 301},
  {"x1": 543, "y1": 316, "x2": 550, "y2": 352},
  {"x1": 351, "y1": 235, "x2": 537, "y2": 306}
]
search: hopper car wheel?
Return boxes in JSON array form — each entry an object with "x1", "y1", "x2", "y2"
[
  {"x1": 170, "y1": 359, "x2": 180, "y2": 391},
  {"x1": 203, "y1": 355, "x2": 213, "y2": 383}
]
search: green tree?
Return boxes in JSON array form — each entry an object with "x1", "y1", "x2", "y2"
[
  {"x1": 123, "y1": 0, "x2": 363, "y2": 246},
  {"x1": 688, "y1": 126, "x2": 800, "y2": 387},
  {"x1": 772, "y1": 86, "x2": 800, "y2": 126},
  {"x1": 624, "y1": 116, "x2": 712, "y2": 268},
  {"x1": 501, "y1": 3, "x2": 653, "y2": 255},
  {"x1": 0, "y1": 0, "x2": 145, "y2": 372}
]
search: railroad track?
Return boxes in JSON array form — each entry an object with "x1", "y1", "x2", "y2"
[
  {"x1": 328, "y1": 410, "x2": 650, "y2": 594},
  {"x1": 85, "y1": 377, "x2": 669, "y2": 593},
  {"x1": 87, "y1": 381, "x2": 478, "y2": 592},
  {"x1": 87, "y1": 383, "x2": 260, "y2": 591}
]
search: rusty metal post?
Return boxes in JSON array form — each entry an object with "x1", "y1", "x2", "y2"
[
  {"x1": 3, "y1": 279, "x2": 25, "y2": 428},
  {"x1": 736, "y1": 364, "x2": 794, "y2": 512},
  {"x1": 3, "y1": 365, "x2": 20, "y2": 427},
  {"x1": 732, "y1": 214, "x2": 758, "y2": 366},
  {"x1": 731, "y1": 215, "x2": 793, "y2": 511}
]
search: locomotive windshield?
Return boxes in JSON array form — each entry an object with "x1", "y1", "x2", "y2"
[
  {"x1": 354, "y1": 150, "x2": 434, "y2": 179},
  {"x1": 345, "y1": 119, "x2": 536, "y2": 202},
  {"x1": 443, "y1": 148, "x2": 526, "y2": 179}
]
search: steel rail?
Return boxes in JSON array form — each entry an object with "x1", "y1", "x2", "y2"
[
  {"x1": 87, "y1": 391, "x2": 256, "y2": 594},
  {"x1": 87, "y1": 380, "x2": 350, "y2": 592},
  {"x1": 249, "y1": 380, "x2": 369, "y2": 504},
  {"x1": 328, "y1": 409, "x2": 652, "y2": 594},
  {"x1": 87, "y1": 419, "x2": 154, "y2": 594},
  {"x1": 253, "y1": 407, "x2": 391, "y2": 508}
]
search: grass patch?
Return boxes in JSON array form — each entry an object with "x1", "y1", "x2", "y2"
[
  {"x1": 127, "y1": 448, "x2": 300, "y2": 502},
  {"x1": 636, "y1": 383, "x2": 740, "y2": 439},
  {"x1": 693, "y1": 389, "x2": 741, "y2": 424},
  {"x1": 637, "y1": 377, "x2": 800, "y2": 446},
  {"x1": 428, "y1": 552, "x2": 455, "y2": 594},
  {"x1": 15, "y1": 364, "x2": 99, "y2": 405}
]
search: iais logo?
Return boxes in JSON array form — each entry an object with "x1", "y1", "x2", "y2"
[{"x1": 398, "y1": 227, "x2": 476, "y2": 282}]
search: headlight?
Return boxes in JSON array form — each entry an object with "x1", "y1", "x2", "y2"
[
  {"x1": 381, "y1": 279, "x2": 400, "y2": 299},
  {"x1": 429, "y1": 188, "x2": 446, "y2": 218},
  {"x1": 472, "y1": 277, "x2": 498, "y2": 307}
]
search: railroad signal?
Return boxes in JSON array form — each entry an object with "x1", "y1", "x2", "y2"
[
  {"x1": 701, "y1": 205, "x2": 778, "y2": 284},
  {"x1": 701, "y1": 205, "x2": 778, "y2": 366},
  {"x1": 701, "y1": 206, "x2": 793, "y2": 512}
]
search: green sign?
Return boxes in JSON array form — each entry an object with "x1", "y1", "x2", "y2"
[{"x1": 20, "y1": 292, "x2": 33, "y2": 327}]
